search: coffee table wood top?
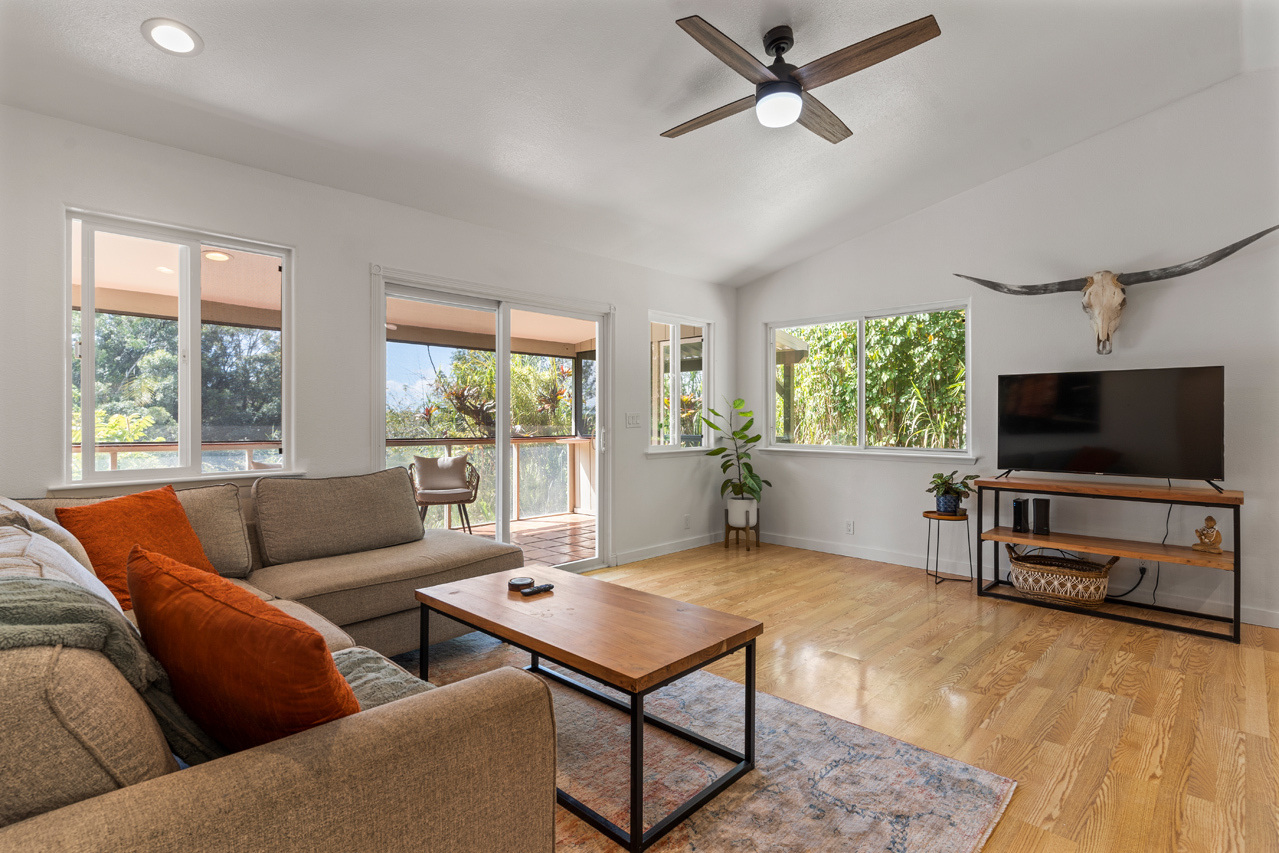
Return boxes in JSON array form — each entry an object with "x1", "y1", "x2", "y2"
[{"x1": 416, "y1": 567, "x2": 763, "y2": 693}]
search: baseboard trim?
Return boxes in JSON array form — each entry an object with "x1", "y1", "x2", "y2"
[{"x1": 613, "y1": 532, "x2": 719, "y2": 566}]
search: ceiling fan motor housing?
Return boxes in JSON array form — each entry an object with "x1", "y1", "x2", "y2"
[{"x1": 763, "y1": 25, "x2": 794, "y2": 57}]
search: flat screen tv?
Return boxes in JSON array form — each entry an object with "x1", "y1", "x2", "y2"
[{"x1": 997, "y1": 366, "x2": 1224, "y2": 481}]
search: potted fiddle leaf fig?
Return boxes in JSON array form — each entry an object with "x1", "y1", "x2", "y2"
[
  {"x1": 927, "y1": 471, "x2": 979, "y2": 515},
  {"x1": 703, "y1": 398, "x2": 771, "y2": 528}
]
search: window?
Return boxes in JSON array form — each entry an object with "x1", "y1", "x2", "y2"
[
  {"x1": 650, "y1": 316, "x2": 709, "y2": 448},
  {"x1": 771, "y1": 305, "x2": 968, "y2": 452},
  {"x1": 69, "y1": 215, "x2": 286, "y2": 481}
]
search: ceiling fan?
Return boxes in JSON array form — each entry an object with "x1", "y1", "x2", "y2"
[{"x1": 662, "y1": 14, "x2": 940, "y2": 143}]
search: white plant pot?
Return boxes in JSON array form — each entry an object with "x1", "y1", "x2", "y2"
[{"x1": 727, "y1": 496, "x2": 757, "y2": 528}]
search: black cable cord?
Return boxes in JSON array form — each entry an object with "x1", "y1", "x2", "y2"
[{"x1": 1152, "y1": 480, "x2": 1172, "y2": 604}]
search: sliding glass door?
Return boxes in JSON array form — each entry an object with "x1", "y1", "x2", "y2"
[{"x1": 382, "y1": 289, "x2": 601, "y2": 567}]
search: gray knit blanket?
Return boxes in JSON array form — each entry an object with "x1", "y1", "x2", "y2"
[{"x1": 0, "y1": 577, "x2": 226, "y2": 765}]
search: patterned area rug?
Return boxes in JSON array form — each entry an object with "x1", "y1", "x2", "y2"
[{"x1": 394, "y1": 635, "x2": 1014, "y2": 852}]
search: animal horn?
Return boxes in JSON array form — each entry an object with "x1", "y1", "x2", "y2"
[
  {"x1": 1117, "y1": 224, "x2": 1279, "y2": 285},
  {"x1": 952, "y1": 273, "x2": 1089, "y2": 295}
]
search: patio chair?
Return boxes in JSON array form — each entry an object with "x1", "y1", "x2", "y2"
[{"x1": 411, "y1": 454, "x2": 481, "y2": 534}]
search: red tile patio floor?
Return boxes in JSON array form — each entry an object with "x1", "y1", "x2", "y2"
[{"x1": 470, "y1": 513, "x2": 596, "y2": 567}]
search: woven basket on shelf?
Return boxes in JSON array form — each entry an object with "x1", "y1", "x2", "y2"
[{"x1": 1004, "y1": 544, "x2": 1119, "y2": 609}]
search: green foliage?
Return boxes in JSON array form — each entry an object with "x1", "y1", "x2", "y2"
[
  {"x1": 776, "y1": 310, "x2": 966, "y2": 450},
  {"x1": 704, "y1": 398, "x2": 771, "y2": 502},
  {"x1": 73, "y1": 311, "x2": 283, "y2": 447},
  {"x1": 926, "y1": 471, "x2": 979, "y2": 500},
  {"x1": 774, "y1": 322, "x2": 857, "y2": 445},
  {"x1": 385, "y1": 347, "x2": 575, "y2": 441},
  {"x1": 865, "y1": 311, "x2": 966, "y2": 449}
]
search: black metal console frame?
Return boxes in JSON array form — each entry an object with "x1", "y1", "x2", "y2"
[
  {"x1": 976, "y1": 482, "x2": 1241, "y2": 644},
  {"x1": 420, "y1": 605, "x2": 756, "y2": 852}
]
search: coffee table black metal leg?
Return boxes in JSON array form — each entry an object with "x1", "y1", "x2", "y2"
[
  {"x1": 630, "y1": 691, "x2": 644, "y2": 852},
  {"x1": 745, "y1": 639, "x2": 756, "y2": 766},
  {"x1": 419, "y1": 604, "x2": 429, "y2": 679}
]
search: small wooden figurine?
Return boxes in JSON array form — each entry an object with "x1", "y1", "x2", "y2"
[{"x1": 1191, "y1": 516, "x2": 1223, "y2": 554}]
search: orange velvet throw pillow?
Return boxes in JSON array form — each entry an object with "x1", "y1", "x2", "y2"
[
  {"x1": 127, "y1": 547, "x2": 360, "y2": 751},
  {"x1": 55, "y1": 485, "x2": 216, "y2": 610}
]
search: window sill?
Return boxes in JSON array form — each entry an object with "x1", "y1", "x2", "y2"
[
  {"x1": 645, "y1": 447, "x2": 711, "y2": 459},
  {"x1": 48, "y1": 469, "x2": 306, "y2": 495},
  {"x1": 760, "y1": 446, "x2": 979, "y2": 464}
]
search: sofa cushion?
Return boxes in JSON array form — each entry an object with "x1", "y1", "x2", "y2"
[
  {"x1": 167, "y1": 485, "x2": 253, "y2": 578},
  {"x1": 127, "y1": 548, "x2": 360, "y2": 752},
  {"x1": 246, "y1": 529, "x2": 523, "y2": 627},
  {"x1": 268, "y1": 599, "x2": 356, "y2": 652},
  {"x1": 227, "y1": 578, "x2": 275, "y2": 600},
  {"x1": 0, "y1": 646, "x2": 177, "y2": 828},
  {"x1": 0, "y1": 526, "x2": 123, "y2": 615},
  {"x1": 252, "y1": 469, "x2": 424, "y2": 566},
  {"x1": 56, "y1": 486, "x2": 217, "y2": 610},
  {"x1": 18, "y1": 485, "x2": 253, "y2": 579},
  {"x1": 332, "y1": 646, "x2": 433, "y2": 710}
]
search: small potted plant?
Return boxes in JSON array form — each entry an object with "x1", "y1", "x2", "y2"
[
  {"x1": 927, "y1": 471, "x2": 978, "y2": 515},
  {"x1": 703, "y1": 398, "x2": 771, "y2": 528}
]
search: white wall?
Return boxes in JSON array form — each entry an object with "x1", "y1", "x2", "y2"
[
  {"x1": 0, "y1": 105, "x2": 732, "y2": 563},
  {"x1": 737, "y1": 69, "x2": 1279, "y2": 628}
]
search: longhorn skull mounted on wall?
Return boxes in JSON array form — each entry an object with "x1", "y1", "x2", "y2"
[{"x1": 955, "y1": 225, "x2": 1279, "y2": 354}]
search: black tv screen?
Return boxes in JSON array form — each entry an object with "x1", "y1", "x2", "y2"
[{"x1": 997, "y1": 367, "x2": 1224, "y2": 481}]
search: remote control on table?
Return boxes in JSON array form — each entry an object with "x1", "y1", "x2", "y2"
[{"x1": 520, "y1": 583, "x2": 554, "y2": 596}]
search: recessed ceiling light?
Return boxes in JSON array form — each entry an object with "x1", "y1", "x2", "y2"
[
  {"x1": 141, "y1": 19, "x2": 204, "y2": 56},
  {"x1": 385, "y1": 323, "x2": 399, "y2": 331},
  {"x1": 156, "y1": 266, "x2": 174, "y2": 274},
  {"x1": 202, "y1": 250, "x2": 232, "y2": 262}
]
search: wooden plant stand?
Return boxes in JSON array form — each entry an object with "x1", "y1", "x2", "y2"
[
  {"x1": 725, "y1": 507, "x2": 761, "y2": 551},
  {"x1": 976, "y1": 477, "x2": 1243, "y2": 643}
]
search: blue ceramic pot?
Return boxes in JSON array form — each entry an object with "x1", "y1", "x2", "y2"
[{"x1": 936, "y1": 494, "x2": 961, "y2": 515}]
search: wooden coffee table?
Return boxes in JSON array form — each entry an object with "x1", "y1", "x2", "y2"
[{"x1": 416, "y1": 566, "x2": 763, "y2": 853}]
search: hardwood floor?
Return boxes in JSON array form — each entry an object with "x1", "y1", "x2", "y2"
[{"x1": 587, "y1": 544, "x2": 1279, "y2": 852}]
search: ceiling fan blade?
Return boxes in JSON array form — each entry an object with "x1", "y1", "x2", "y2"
[
  {"x1": 793, "y1": 15, "x2": 940, "y2": 90},
  {"x1": 797, "y1": 92, "x2": 852, "y2": 143},
  {"x1": 661, "y1": 95, "x2": 755, "y2": 138},
  {"x1": 676, "y1": 16, "x2": 778, "y2": 85}
]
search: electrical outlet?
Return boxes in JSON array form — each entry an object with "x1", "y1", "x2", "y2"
[
  {"x1": 845, "y1": 520, "x2": 854, "y2": 535},
  {"x1": 683, "y1": 514, "x2": 691, "y2": 529},
  {"x1": 625, "y1": 413, "x2": 642, "y2": 428}
]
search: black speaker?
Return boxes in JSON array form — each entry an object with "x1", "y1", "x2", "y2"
[
  {"x1": 1012, "y1": 499, "x2": 1030, "y2": 533},
  {"x1": 1032, "y1": 499, "x2": 1051, "y2": 535}
]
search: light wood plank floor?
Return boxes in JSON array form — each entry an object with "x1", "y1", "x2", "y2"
[{"x1": 587, "y1": 544, "x2": 1279, "y2": 853}]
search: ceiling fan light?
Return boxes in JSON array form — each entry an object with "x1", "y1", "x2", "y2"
[{"x1": 755, "y1": 81, "x2": 803, "y2": 128}]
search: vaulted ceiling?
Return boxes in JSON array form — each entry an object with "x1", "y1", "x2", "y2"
[{"x1": 0, "y1": 1, "x2": 1265, "y2": 285}]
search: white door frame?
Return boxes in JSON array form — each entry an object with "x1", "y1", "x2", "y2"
[{"x1": 369, "y1": 264, "x2": 616, "y2": 570}]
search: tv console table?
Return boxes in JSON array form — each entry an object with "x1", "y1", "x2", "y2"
[{"x1": 975, "y1": 477, "x2": 1243, "y2": 643}]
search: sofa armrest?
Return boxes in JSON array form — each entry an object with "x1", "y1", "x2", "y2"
[{"x1": 0, "y1": 667, "x2": 556, "y2": 853}]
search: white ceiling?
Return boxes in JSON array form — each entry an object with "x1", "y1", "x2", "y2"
[{"x1": 0, "y1": 1, "x2": 1263, "y2": 286}]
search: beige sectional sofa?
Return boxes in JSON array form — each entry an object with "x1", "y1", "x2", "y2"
[
  {"x1": 17, "y1": 467, "x2": 525, "y2": 655},
  {"x1": 0, "y1": 469, "x2": 556, "y2": 852}
]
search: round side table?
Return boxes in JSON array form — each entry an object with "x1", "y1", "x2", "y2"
[{"x1": 922, "y1": 511, "x2": 973, "y2": 585}]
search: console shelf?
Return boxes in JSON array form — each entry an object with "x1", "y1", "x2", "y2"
[
  {"x1": 981, "y1": 526, "x2": 1235, "y2": 572},
  {"x1": 975, "y1": 476, "x2": 1242, "y2": 643}
]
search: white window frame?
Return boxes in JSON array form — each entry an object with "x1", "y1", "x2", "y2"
[
  {"x1": 647, "y1": 312, "x2": 713, "y2": 456},
  {"x1": 763, "y1": 298, "x2": 975, "y2": 462},
  {"x1": 64, "y1": 210, "x2": 294, "y2": 487}
]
